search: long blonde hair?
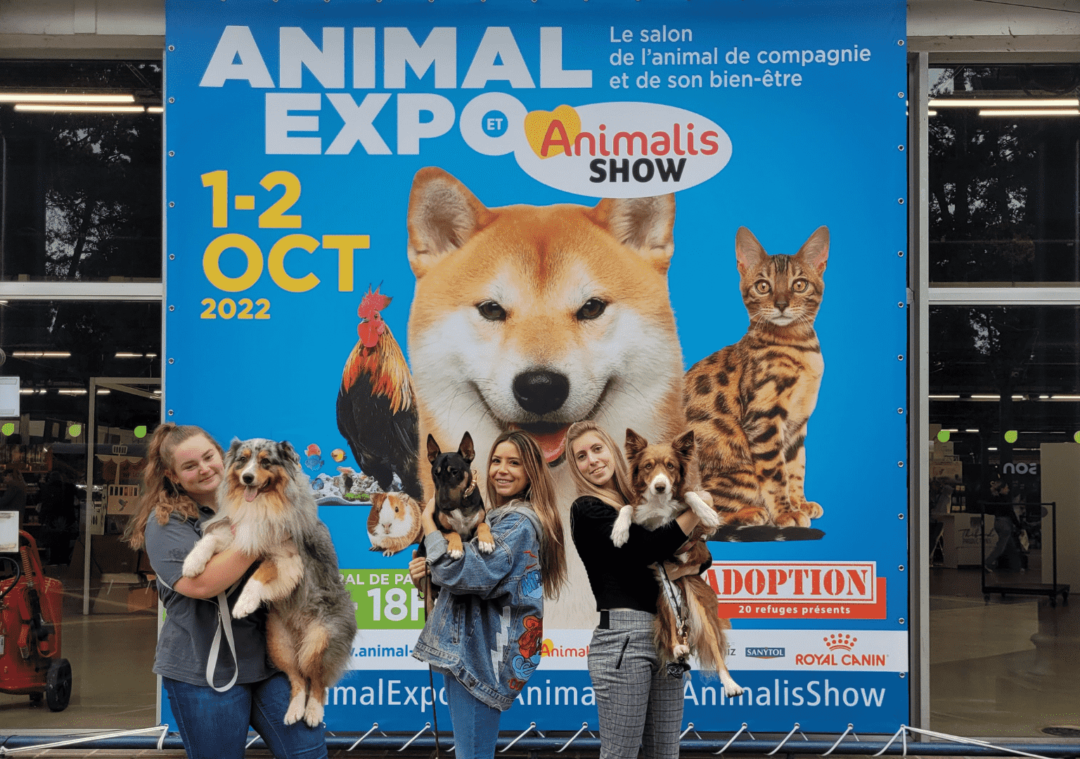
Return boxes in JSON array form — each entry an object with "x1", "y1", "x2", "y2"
[
  {"x1": 485, "y1": 430, "x2": 567, "y2": 600},
  {"x1": 123, "y1": 423, "x2": 223, "y2": 549},
  {"x1": 564, "y1": 421, "x2": 635, "y2": 510}
]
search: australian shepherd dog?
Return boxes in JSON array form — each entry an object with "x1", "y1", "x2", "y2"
[
  {"x1": 182, "y1": 438, "x2": 357, "y2": 726},
  {"x1": 613, "y1": 429, "x2": 743, "y2": 696}
]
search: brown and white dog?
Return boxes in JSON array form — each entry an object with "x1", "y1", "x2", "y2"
[
  {"x1": 182, "y1": 439, "x2": 357, "y2": 726},
  {"x1": 615, "y1": 428, "x2": 742, "y2": 696}
]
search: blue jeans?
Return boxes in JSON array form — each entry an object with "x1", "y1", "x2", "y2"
[
  {"x1": 445, "y1": 673, "x2": 503, "y2": 759},
  {"x1": 164, "y1": 673, "x2": 327, "y2": 759}
]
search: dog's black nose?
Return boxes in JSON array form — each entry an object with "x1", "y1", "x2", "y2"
[
  {"x1": 655, "y1": 482, "x2": 666, "y2": 492},
  {"x1": 242, "y1": 473, "x2": 255, "y2": 485},
  {"x1": 513, "y1": 370, "x2": 570, "y2": 415}
]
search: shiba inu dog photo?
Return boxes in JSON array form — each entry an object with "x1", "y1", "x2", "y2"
[{"x1": 405, "y1": 167, "x2": 687, "y2": 628}]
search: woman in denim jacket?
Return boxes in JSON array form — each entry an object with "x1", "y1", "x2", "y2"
[{"x1": 409, "y1": 430, "x2": 567, "y2": 759}]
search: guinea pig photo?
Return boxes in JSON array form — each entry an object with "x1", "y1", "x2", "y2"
[{"x1": 366, "y1": 492, "x2": 422, "y2": 557}]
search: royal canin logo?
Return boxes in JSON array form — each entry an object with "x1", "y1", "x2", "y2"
[
  {"x1": 824, "y1": 634, "x2": 856, "y2": 651},
  {"x1": 794, "y1": 633, "x2": 886, "y2": 668}
]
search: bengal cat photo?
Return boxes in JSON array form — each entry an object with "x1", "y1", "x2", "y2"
[{"x1": 684, "y1": 226, "x2": 829, "y2": 530}]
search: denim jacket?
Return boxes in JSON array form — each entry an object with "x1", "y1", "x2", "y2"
[{"x1": 412, "y1": 505, "x2": 544, "y2": 711}]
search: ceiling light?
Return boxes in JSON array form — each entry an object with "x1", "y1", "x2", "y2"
[
  {"x1": 1051, "y1": 394, "x2": 1080, "y2": 400},
  {"x1": 147, "y1": 106, "x2": 163, "y2": 114},
  {"x1": 115, "y1": 352, "x2": 143, "y2": 358},
  {"x1": 11, "y1": 351, "x2": 70, "y2": 358},
  {"x1": 18, "y1": 389, "x2": 33, "y2": 395},
  {"x1": 0, "y1": 93, "x2": 135, "y2": 103},
  {"x1": 971, "y1": 394, "x2": 1000, "y2": 399},
  {"x1": 1012, "y1": 395, "x2": 1025, "y2": 400},
  {"x1": 980, "y1": 109, "x2": 1080, "y2": 117},
  {"x1": 927, "y1": 110, "x2": 937, "y2": 116},
  {"x1": 965, "y1": 429, "x2": 980, "y2": 433},
  {"x1": 930, "y1": 98, "x2": 1080, "y2": 108},
  {"x1": 988, "y1": 447, "x2": 998, "y2": 451},
  {"x1": 929, "y1": 394, "x2": 959, "y2": 400},
  {"x1": 58, "y1": 389, "x2": 87, "y2": 395},
  {"x1": 95, "y1": 389, "x2": 111, "y2": 395},
  {"x1": 15, "y1": 104, "x2": 145, "y2": 114}
]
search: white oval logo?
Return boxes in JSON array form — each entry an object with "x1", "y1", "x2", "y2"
[{"x1": 512, "y1": 102, "x2": 732, "y2": 198}]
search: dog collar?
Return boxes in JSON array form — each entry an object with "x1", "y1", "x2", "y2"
[{"x1": 463, "y1": 468, "x2": 479, "y2": 497}]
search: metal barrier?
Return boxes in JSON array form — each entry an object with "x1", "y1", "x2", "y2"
[{"x1": 1, "y1": 724, "x2": 1079, "y2": 756}]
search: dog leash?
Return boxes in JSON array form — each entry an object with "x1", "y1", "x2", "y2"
[
  {"x1": 657, "y1": 566, "x2": 692, "y2": 678},
  {"x1": 421, "y1": 573, "x2": 442, "y2": 759},
  {"x1": 156, "y1": 575, "x2": 242, "y2": 692}
]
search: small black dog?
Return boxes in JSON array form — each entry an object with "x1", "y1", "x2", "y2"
[{"x1": 426, "y1": 432, "x2": 492, "y2": 560}]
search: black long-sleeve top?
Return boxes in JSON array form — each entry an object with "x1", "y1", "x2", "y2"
[{"x1": 570, "y1": 495, "x2": 712, "y2": 613}]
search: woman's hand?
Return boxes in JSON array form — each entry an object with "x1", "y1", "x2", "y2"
[
  {"x1": 408, "y1": 549, "x2": 429, "y2": 588},
  {"x1": 421, "y1": 497, "x2": 439, "y2": 538}
]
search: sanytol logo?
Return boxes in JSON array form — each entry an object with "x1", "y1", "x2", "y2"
[
  {"x1": 746, "y1": 648, "x2": 786, "y2": 659},
  {"x1": 794, "y1": 634, "x2": 887, "y2": 668}
]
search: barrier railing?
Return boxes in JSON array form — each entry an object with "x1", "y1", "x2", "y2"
[{"x1": 0, "y1": 724, "x2": 1077, "y2": 756}]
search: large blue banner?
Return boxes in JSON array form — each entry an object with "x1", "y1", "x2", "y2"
[{"x1": 164, "y1": 0, "x2": 908, "y2": 734}]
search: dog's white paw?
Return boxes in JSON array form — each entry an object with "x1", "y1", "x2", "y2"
[
  {"x1": 181, "y1": 552, "x2": 208, "y2": 578},
  {"x1": 448, "y1": 548, "x2": 464, "y2": 560},
  {"x1": 686, "y1": 492, "x2": 721, "y2": 529},
  {"x1": 231, "y1": 581, "x2": 263, "y2": 619},
  {"x1": 611, "y1": 506, "x2": 633, "y2": 547},
  {"x1": 674, "y1": 644, "x2": 690, "y2": 659},
  {"x1": 477, "y1": 539, "x2": 495, "y2": 554},
  {"x1": 283, "y1": 693, "x2": 307, "y2": 725},
  {"x1": 303, "y1": 697, "x2": 324, "y2": 727},
  {"x1": 721, "y1": 673, "x2": 744, "y2": 698}
]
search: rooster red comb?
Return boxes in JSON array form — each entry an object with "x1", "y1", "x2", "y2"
[{"x1": 357, "y1": 285, "x2": 392, "y2": 321}]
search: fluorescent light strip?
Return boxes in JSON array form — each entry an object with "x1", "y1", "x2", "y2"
[
  {"x1": 58, "y1": 389, "x2": 87, "y2": 395},
  {"x1": 115, "y1": 352, "x2": 143, "y2": 358},
  {"x1": 930, "y1": 98, "x2": 1080, "y2": 108},
  {"x1": 147, "y1": 106, "x2": 164, "y2": 114},
  {"x1": 965, "y1": 429, "x2": 980, "y2": 433},
  {"x1": 1051, "y1": 394, "x2": 1080, "y2": 400},
  {"x1": 980, "y1": 109, "x2": 1080, "y2": 117},
  {"x1": 15, "y1": 104, "x2": 145, "y2": 113},
  {"x1": 12, "y1": 351, "x2": 70, "y2": 358},
  {"x1": 929, "y1": 394, "x2": 959, "y2": 400},
  {"x1": 0, "y1": 93, "x2": 134, "y2": 103},
  {"x1": 971, "y1": 394, "x2": 1000, "y2": 400}
]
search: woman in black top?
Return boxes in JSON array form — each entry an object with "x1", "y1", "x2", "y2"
[{"x1": 565, "y1": 421, "x2": 711, "y2": 759}]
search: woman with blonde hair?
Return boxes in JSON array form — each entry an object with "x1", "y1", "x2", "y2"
[
  {"x1": 565, "y1": 420, "x2": 712, "y2": 759},
  {"x1": 124, "y1": 423, "x2": 326, "y2": 759},
  {"x1": 409, "y1": 429, "x2": 566, "y2": 758}
]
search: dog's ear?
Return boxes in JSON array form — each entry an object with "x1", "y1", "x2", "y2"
[
  {"x1": 228, "y1": 438, "x2": 243, "y2": 457},
  {"x1": 427, "y1": 434, "x2": 441, "y2": 464},
  {"x1": 624, "y1": 428, "x2": 648, "y2": 460},
  {"x1": 407, "y1": 168, "x2": 497, "y2": 279},
  {"x1": 278, "y1": 441, "x2": 301, "y2": 469},
  {"x1": 458, "y1": 432, "x2": 475, "y2": 463},
  {"x1": 672, "y1": 430, "x2": 695, "y2": 460},
  {"x1": 588, "y1": 195, "x2": 675, "y2": 276}
]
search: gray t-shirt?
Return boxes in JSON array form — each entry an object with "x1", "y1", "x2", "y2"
[{"x1": 144, "y1": 507, "x2": 274, "y2": 687}]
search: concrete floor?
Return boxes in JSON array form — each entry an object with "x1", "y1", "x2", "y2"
[
  {"x1": 929, "y1": 558, "x2": 1080, "y2": 738},
  {"x1": 0, "y1": 567, "x2": 158, "y2": 731}
]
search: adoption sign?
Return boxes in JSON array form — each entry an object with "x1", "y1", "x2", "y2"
[{"x1": 164, "y1": 0, "x2": 908, "y2": 734}]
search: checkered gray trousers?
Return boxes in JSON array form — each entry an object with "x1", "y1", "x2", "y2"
[{"x1": 588, "y1": 610, "x2": 684, "y2": 759}]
